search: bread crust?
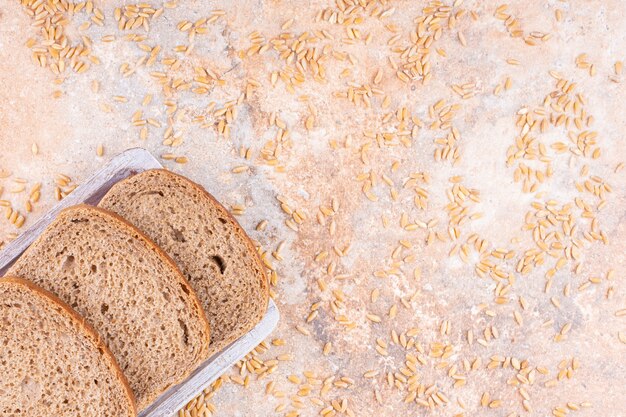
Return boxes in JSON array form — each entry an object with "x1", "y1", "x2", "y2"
[{"x1": 0, "y1": 276, "x2": 138, "y2": 417}]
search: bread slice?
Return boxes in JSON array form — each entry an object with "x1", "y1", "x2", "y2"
[
  {"x1": 99, "y1": 169, "x2": 269, "y2": 354},
  {"x1": 0, "y1": 276, "x2": 136, "y2": 417},
  {"x1": 7, "y1": 205, "x2": 211, "y2": 410}
]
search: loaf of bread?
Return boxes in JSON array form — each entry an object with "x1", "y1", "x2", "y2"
[
  {"x1": 7, "y1": 205, "x2": 211, "y2": 409},
  {"x1": 99, "y1": 169, "x2": 269, "y2": 354},
  {"x1": 0, "y1": 276, "x2": 136, "y2": 417}
]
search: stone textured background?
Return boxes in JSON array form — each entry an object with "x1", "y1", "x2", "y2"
[{"x1": 1, "y1": 1, "x2": 625, "y2": 416}]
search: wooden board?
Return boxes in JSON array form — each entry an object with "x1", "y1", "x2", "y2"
[{"x1": 0, "y1": 148, "x2": 280, "y2": 417}]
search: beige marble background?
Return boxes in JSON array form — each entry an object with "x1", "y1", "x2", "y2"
[{"x1": 1, "y1": 1, "x2": 625, "y2": 416}]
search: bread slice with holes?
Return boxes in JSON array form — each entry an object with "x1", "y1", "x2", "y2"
[
  {"x1": 99, "y1": 169, "x2": 269, "y2": 354},
  {"x1": 0, "y1": 276, "x2": 136, "y2": 417},
  {"x1": 7, "y1": 205, "x2": 211, "y2": 410}
]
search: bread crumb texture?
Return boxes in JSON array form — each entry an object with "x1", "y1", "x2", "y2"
[
  {"x1": 99, "y1": 169, "x2": 269, "y2": 355},
  {"x1": 7, "y1": 205, "x2": 210, "y2": 410},
  {"x1": 0, "y1": 0, "x2": 625, "y2": 416},
  {"x1": 0, "y1": 277, "x2": 136, "y2": 417}
]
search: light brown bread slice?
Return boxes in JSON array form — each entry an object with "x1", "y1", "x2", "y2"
[
  {"x1": 99, "y1": 169, "x2": 269, "y2": 354},
  {"x1": 0, "y1": 276, "x2": 136, "y2": 417},
  {"x1": 7, "y1": 205, "x2": 211, "y2": 410}
]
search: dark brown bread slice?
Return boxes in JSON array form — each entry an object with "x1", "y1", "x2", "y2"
[
  {"x1": 0, "y1": 277, "x2": 136, "y2": 417},
  {"x1": 7, "y1": 205, "x2": 211, "y2": 410},
  {"x1": 99, "y1": 169, "x2": 269, "y2": 354}
]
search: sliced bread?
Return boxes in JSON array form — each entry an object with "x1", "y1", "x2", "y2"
[
  {"x1": 99, "y1": 169, "x2": 269, "y2": 354},
  {"x1": 0, "y1": 276, "x2": 136, "y2": 417},
  {"x1": 7, "y1": 205, "x2": 211, "y2": 410}
]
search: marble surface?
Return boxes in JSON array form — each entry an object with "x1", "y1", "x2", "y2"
[{"x1": 0, "y1": 1, "x2": 625, "y2": 416}]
